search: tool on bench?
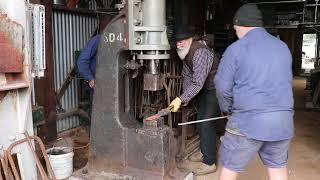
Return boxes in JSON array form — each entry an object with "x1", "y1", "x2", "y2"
[{"x1": 178, "y1": 116, "x2": 228, "y2": 126}]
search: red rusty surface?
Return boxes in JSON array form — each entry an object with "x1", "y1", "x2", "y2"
[
  {"x1": 0, "y1": 32, "x2": 23, "y2": 73},
  {"x1": 0, "y1": 71, "x2": 29, "y2": 92}
]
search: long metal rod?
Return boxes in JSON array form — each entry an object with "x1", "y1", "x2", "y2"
[
  {"x1": 249, "y1": 0, "x2": 305, "y2": 4},
  {"x1": 304, "y1": 24, "x2": 320, "y2": 27},
  {"x1": 311, "y1": 26, "x2": 320, "y2": 33},
  {"x1": 303, "y1": 3, "x2": 306, "y2": 23},
  {"x1": 163, "y1": 79, "x2": 173, "y2": 128},
  {"x1": 35, "y1": 136, "x2": 56, "y2": 180},
  {"x1": 306, "y1": 3, "x2": 320, "y2": 7},
  {"x1": 7, "y1": 151, "x2": 20, "y2": 180},
  {"x1": 6, "y1": 135, "x2": 56, "y2": 180},
  {"x1": 0, "y1": 159, "x2": 3, "y2": 180},
  {"x1": 315, "y1": 0, "x2": 319, "y2": 24},
  {"x1": 178, "y1": 116, "x2": 228, "y2": 126},
  {"x1": 0, "y1": 153, "x2": 10, "y2": 180},
  {"x1": 24, "y1": 132, "x2": 49, "y2": 180}
]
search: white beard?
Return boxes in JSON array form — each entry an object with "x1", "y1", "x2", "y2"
[{"x1": 177, "y1": 44, "x2": 191, "y2": 60}]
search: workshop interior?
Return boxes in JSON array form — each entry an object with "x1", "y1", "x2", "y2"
[{"x1": 1, "y1": 0, "x2": 320, "y2": 179}]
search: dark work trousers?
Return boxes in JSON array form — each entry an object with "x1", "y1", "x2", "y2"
[
  {"x1": 194, "y1": 89, "x2": 220, "y2": 165},
  {"x1": 88, "y1": 87, "x2": 94, "y2": 117},
  {"x1": 83, "y1": 82, "x2": 94, "y2": 117},
  {"x1": 89, "y1": 89, "x2": 94, "y2": 116}
]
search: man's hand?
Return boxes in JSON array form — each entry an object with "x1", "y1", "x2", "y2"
[
  {"x1": 169, "y1": 97, "x2": 182, "y2": 112},
  {"x1": 222, "y1": 112, "x2": 231, "y2": 120},
  {"x1": 89, "y1": 79, "x2": 96, "y2": 88}
]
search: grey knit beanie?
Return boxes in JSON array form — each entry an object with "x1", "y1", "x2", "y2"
[{"x1": 233, "y1": 4, "x2": 264, "y2": 27}]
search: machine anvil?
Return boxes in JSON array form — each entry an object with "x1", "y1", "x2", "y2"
[{"x1": 87, "y1": 0, "x2": 186, "y2": 179}]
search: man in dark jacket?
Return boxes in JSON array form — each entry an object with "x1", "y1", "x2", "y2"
[{"x1": 169, "y1": 25, "x2": 221, "y2": 175}]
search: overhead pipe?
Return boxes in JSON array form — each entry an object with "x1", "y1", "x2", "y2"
[
  {"x1": 249, "y1": 0, "x2": 306, "y2": 5},
  {"x1": 305, "y1": 24, "x2": 320, "y2": 27},
  {"x1": 306, "y1": 4, "x2": 320, "y2": 7}
]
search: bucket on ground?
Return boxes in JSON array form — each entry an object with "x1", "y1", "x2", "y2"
[{"x1": 47, "y1": 147, "x2": 74, "y2": 179}]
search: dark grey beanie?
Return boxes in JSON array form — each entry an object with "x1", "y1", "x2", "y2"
[{"x1": 233, "y1": 4, "x2": 263, "y2": 27}]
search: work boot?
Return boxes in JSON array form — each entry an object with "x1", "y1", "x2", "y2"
[
  {"x1": 192, "y1": 163, "x2": 217, "y2": 176},
  {"x1": 189, "y1": 151, "x2": 203, "y2": 162}
]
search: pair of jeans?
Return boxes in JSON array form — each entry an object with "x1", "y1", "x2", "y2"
[{"x1": 194, "y1": 89, "x2": 220, "y2": 165}]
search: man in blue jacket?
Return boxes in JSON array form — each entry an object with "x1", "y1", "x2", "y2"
[
  {"x1": 77, "y1": 14, "x2": 111, "y2": 89},
  {"x1": 77, "y1": 15, "x2": 112, "y2": 119},
  {"x1": 214, "y1": 4, "x2": 294, "y2": 180},
  {"x1": 77, "y1": 34, "x2": 100, "y2": 88}
]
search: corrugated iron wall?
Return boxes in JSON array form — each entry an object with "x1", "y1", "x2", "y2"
[
  {"x1": 52, "y1": 10, "x2": 97, "y2": 132},
  {"x1": 90, "y1": 1, "x2": 98, "y2": 10}
]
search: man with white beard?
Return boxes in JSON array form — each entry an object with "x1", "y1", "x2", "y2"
[{"x1": 169, "y1": 25, "x2": 221, "y2": 175}]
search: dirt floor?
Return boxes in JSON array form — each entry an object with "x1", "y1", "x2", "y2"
[{"x1": 72, "y1": 77, "x2": 320, "y2": 180}]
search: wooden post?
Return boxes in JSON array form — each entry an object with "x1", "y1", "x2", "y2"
[{"x1": 32, "y1": 0, "x2": 57, "y2": 142}]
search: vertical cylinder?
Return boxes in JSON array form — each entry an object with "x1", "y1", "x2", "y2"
[
  {"x1": 146, "y1": 51, "x2": 159, "y2": 74},
  {"x1": 149, "y1": 60, "x2": 158, "y2": 74},
  {"x1": 142, "y1": 0, "x2": 165, "y2": 26},
  {"x1": 142, "y1": 0, "x2": 165, "y2": 45}
]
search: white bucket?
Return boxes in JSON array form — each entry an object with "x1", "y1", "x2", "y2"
[{"x1": 47, "y1": 147, "x2": 74, "y2": 179}]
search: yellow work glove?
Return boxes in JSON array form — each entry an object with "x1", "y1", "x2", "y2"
[{"x1": 169, "y1": 97, "x2": 182, "y2": 112}]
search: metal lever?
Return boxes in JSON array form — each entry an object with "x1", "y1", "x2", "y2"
[{"x1": 178, "y1": 116, "x2": 228, "y2": 126}]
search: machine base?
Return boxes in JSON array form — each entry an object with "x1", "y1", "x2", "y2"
[
  {"x1": 71, "y1": 166, "x2": 193, "y2": 180},
  {"x1": 86, "y1": 126, "x2": 189, "y2": 180}
]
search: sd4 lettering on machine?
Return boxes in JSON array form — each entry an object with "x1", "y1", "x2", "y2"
[{"x1": 103, "y1": 32, "x2": 124, "y2": 43}]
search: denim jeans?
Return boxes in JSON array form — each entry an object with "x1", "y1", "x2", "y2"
[{"x1": 195, "y1": 89, "x2": 220, "y2": 165}]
